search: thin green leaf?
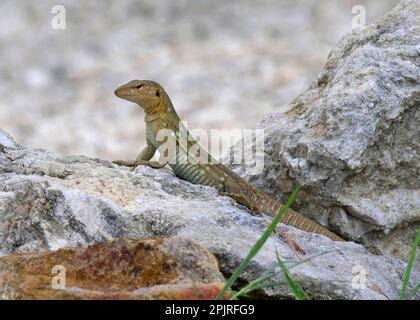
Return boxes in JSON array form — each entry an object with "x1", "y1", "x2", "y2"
[
  {"x1": 287, "y1": 250, "x2": 336, "y2": 269},
  {"x1": 400, "y1": 227, "x2": 420, "y2": 300},
  {"x1": 232, "y1": 250, "x2": 334, "y2": 299},
  {"x1": 215, "y1": 184, "x2": 302, "y2": 300},
  {"x1": 230, "y1": 271, "x2": 276, "y2": 299},
  {"x1": 275, "y1": 251, "x2": 309, "y2": 300},
  {"x1": 408, "y1": 283, "x2": 420, "y2": 300}
]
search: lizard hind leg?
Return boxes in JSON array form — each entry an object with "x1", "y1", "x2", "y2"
[{"x1": 220, "y1": 190, "x2": 260, "y2": 214}]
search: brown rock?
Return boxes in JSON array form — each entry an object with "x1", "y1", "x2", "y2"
[{"x1": 0, "y1": 236, "x2": 228, "y2": 300}]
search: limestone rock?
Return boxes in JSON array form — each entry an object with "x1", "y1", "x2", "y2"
[
  {"x1": 228, "y1": 0, "x2": 420, "y2": 264},
  {"x1": 0, "y1": 129, "x2": 18, "y2": 150},
  {"x1": 0, "y1": 134, "x2": 417, "y2": 299}
]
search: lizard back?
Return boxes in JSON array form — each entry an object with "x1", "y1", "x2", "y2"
[{"x1": 142, "y1": 86, "x2": 343, "y2": 241}]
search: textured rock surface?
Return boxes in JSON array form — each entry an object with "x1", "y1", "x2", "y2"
[
  {"x1": 0, "y1": 130, "x2": 418, "y2": 300},
  {"x1": 0, "y1": 237, "x2": 226, "y2": 299},
  {"x1": 229, "y1": 0, "x2": 420, "y2": 265}
]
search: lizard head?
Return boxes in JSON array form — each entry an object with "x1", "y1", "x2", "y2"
[{"x1": 114, "y1": 80, "x2": 164, "y2": 113}]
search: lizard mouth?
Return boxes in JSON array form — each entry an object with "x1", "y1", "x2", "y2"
[
  {"x1": 114, "y1": 87, "x2": 137, "y2": 101},
  {"x1": 114, "y1": 87, "x2": 127, "y2": 97},
  {"x1": 114, "y1": 87, "x2": 148, "y2": 106}
]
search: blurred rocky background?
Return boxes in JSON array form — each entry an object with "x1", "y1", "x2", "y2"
[{"x1": 0, "y1": 0, "x2": 398, "y2": 160}]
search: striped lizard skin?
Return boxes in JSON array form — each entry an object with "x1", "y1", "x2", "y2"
[{"x1": 113, "y1": 80, "x2": 343, "y2": 241}]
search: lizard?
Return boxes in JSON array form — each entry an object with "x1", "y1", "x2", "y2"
[{"x1": 112, "y1": 80, "x2": 344, "y2": 241}]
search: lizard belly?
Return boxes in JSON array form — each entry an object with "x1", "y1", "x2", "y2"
[
  {"x1": 169, "y1": 157, "x2": 252, "y2": 203},
  {"x1": 170, "y1": 162, "x2": 218, "y2": 189}
]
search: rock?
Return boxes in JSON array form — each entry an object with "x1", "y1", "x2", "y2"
[
  {"x1": 228, "y1": 0, "x2": 420, "y2": 265},
  {"x1": 0, "y1": 135, "x2": 418, "y2": 300},
  {"x1": 0, "y1": 237, "x2": 226, "y2": 299},
  {"x1": 0, "y1": 129, "x2": 18, "y2": 149}
]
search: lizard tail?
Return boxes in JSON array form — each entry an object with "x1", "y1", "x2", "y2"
[
  {"x1": 259, "y1": 192, "x2": 344, "y2": 241},
  {"x1": 282, "y1": 208, "x2": 344, "y2": 241}
]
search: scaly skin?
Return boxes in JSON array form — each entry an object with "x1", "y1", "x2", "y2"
[{"x1": 113, "y1": 80, "x2": 344, "y2": 241}]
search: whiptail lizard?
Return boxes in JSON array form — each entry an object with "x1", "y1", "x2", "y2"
[{"x1": 113, "y1": 80, "x2": 343, "y2": 241}]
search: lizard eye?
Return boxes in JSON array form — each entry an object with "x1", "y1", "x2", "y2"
[
  {"x1": 155, "y1": 90, "x2": 160, "y2": 97},
  {"x1": 136, "y1": 84, "x2": 143, "y2": 89}
]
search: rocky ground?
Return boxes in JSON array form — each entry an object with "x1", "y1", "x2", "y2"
[
  {"x1": 0, "y1": 0, "x2": 418, "y2": 300},
  {"x1": 0, "y1": 237, "x2": 226, "y2": 299},
  {"x1": 0, "y1": 129, "x2": 418, "y2": 299}
]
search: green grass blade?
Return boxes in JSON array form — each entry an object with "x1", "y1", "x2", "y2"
[
  {"x1": 399, "y1": 226, "x2": 420, "y2": 300},
  {"x1": 215, "y1": 184, "x2": 302, "y2": 300},
  {"x1": 230, "y1": 271, "x2": 276, "y2": 299},
  {"x1": 275, "y1": 251, "x2": 309, "y2": 300},
  {"x1": 408, "y1": 283, "x2": 420, "y2": 300},
  {"x1": 232, "y1": 250, "x2": 334, "y2": 299},
  {"x1": 287, "y1": 250, "x2": 336, "y2": 269}
]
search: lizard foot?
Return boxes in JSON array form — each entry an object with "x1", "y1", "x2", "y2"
[
  {"x1": 113, "y1": 160, "x2": 166, "y2": 171},
  {"x1": 130, "y1": 160, "x2": 151, "y2": 171},
  {"x1": 130, "y1": 160, "x2": 167, "y2": 171},
  {"x1": 112, "y1": 160, "x2": 138, "y2": 167},
  {"x1": 146, "y1": 160, "x2": 167, "y2": 169}
]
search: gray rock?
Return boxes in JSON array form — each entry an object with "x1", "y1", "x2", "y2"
[
  {"x1": 0, "y1": 129, "x2": 18, "y2": 149},
  {"x1": 0, "y1": 136, "x2": 418, "y2": 299},
  {"x1": 228, "y1": 0, "x2": 420, "y2": 266}
]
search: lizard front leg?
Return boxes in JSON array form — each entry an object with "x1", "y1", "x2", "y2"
[{"x1": 113, "y1": 139, "x2": 167, "y2": 169}]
